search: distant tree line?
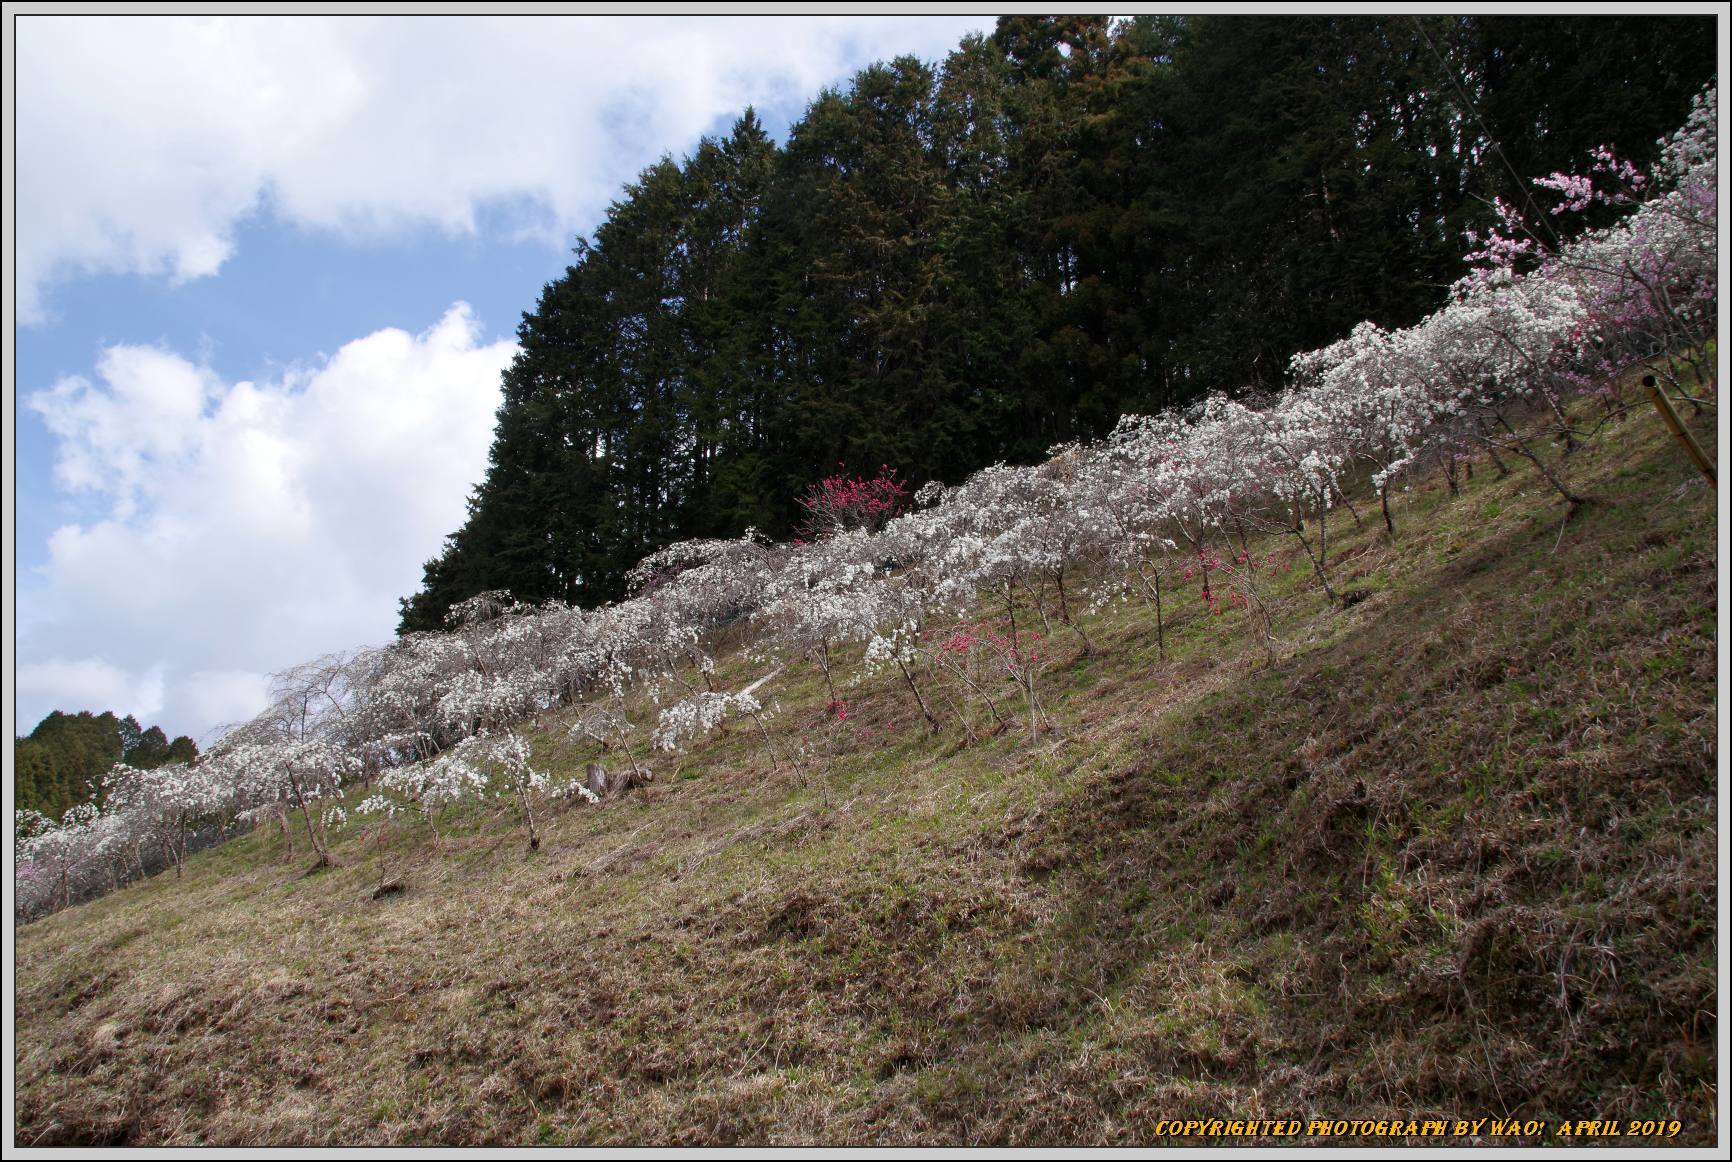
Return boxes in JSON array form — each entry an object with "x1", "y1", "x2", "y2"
[
  {"x1": 14, "y1": 711, "x2": 198, "y2": 820},
  {"x1": 399, "y1": 13, "x2": 1714, "y2": 631}
]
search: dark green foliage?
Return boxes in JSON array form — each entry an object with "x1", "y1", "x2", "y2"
[
  {"x1": 13, "y1": 711, "x2": 199, "y2": 820},
  {"x1": 400, "y1": 14, "x2": 1714, "y2": 631},
  {"x1": 1458, "y1": 15, "x2": 1720, "y2": 206}
]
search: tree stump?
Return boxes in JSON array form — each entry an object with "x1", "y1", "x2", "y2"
[{"x1": 586, "y1": 761, "x2": 653, "y2": 800}]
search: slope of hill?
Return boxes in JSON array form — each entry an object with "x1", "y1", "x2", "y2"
[{"x1": 13, "y1": 382, "x2": 1717, "y2": 1146}]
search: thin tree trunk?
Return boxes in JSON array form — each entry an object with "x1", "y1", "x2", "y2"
[
  {"x1": 817, "y1": 640, "x2": 839, "y2": 707},
  {"x1": 516, "y1": 779, "x2": 541, "y2": 851},
  {"x1": 937, "y1": 655, "x2": 1009, "y2": 729},
  {"x1": 1052, "y1": 568, "x2": 1092, "y2": 656},
  {"x1": 1317, "y1": 490, "x2": 1329, "y2": 574},
  {"x1": 1477, "y1": 422, "x2": 1512, "y2": 477},
  {"x1": 1137, "y1": 562, "x2": 1166, "y2": 660},
  {"x1": 896, "y1": 658, "x2": 941, "y2": 733},
  {"x1": 289, "y1": 777, "x2": 330, "y2": 868},
  {"x1": 1333, "y1": 481, "x2": 1364, "y2": 530},
  {"x1": 1290, "y1": 524, "x2": 1340, "y2": 605},
  {"x1": 1496, "y1": 414, "x2": 1585, "y2": 508}
]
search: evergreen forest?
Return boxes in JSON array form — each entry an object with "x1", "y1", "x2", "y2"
[{"x1": 14, "y1": 711, "x2": 199, "y2": 820}]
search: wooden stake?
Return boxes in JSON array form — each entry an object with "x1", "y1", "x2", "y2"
[{"x1": 1644, "y1": 374, "x2": 1715, "y2": 487}]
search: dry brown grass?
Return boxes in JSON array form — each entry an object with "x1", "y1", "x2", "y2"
[{"x1": 13, "y1": 389, "x2": 1718, "y2": 1145}]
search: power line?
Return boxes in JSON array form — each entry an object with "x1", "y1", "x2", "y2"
[{"x1": 1411, "y1": 15, "x2": 1563, "y2": 253}]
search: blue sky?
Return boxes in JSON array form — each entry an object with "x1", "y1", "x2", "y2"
[{"x1": 11, "y1": 14, "x2": 992, "y2": 741}]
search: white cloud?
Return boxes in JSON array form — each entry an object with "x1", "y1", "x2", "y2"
[
  {"x1": 178, "y1": 670, "x2": 275, "y2": 740},
  {"x1": 18, "y1": 304, "x2": 516, "y2": 739},
  {"x1": 16, "y1": 659, "x2": 166, "y2": 727},
  {"x1": 32, "y1": 346, "x2": 223, "y2": 515},
  {"x1": 16, "y1": 14, "x2": 989, "y2": 322}
]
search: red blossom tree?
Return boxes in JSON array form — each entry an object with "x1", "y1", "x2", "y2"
[{"x1": 795, "y1": 464, "x2": 911, "y2": 541}]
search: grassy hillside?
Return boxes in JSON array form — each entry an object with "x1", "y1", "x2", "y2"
[{"x1": 13, "y1": 390, "x2": 1718, "y2": 1146}]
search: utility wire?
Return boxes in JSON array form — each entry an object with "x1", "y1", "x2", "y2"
[{"x1": 1411, "y1": 15, "x2": 1563, "y2": 253}]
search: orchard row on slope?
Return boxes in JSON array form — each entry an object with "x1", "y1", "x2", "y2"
[{"x1": 15, "y1": 85, "x2": 1717, "y2": 919}]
